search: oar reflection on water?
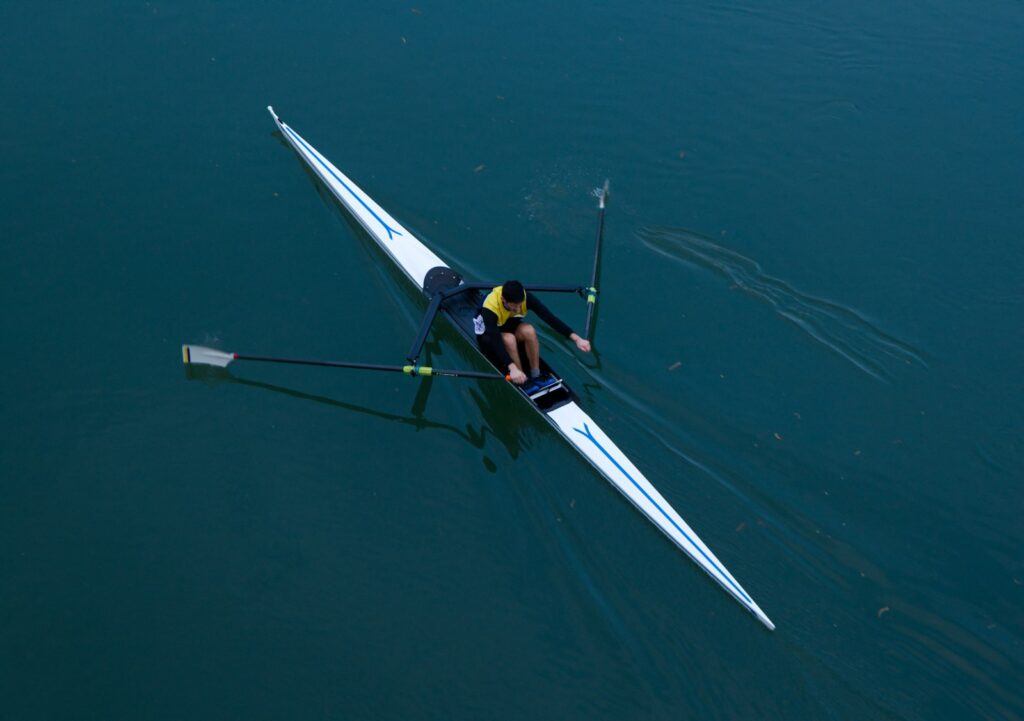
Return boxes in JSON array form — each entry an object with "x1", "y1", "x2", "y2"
[{"x1": 184, "y1": 363, "x2": 534, "y2": 466}]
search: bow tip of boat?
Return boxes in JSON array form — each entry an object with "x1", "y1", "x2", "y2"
[{"x1": 753, "y1": 609, "x2": 776, "y2": 631}]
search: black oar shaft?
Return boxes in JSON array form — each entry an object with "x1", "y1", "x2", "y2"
[
  {"x1": 584, "y1": 180, "x2": 610, "y2": 339},
  {"x1": 233, "y1": 354, "x2": 505, "y2": 380}
]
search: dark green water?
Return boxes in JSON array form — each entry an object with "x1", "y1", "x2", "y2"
[{"x1": 3, "y1": 1, "x2": 1022, "y2": 719}]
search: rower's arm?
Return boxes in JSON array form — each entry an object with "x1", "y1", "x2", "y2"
[{"x1": 528, "y1": 293, "x2": 574, "y2": 338}]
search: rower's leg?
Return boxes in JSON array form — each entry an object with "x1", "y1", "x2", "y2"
[
  {"x1": 502, "y1": 332, "x2": 523, "y2": 369},
  {"x1": 515, "y1": 323, "x2": 540, "y2": 375}
]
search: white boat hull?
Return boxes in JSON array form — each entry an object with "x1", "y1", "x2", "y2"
[
  {"x1": 268, "y1": 106, "x2": 774, "y2": 630},
  {"x1": 547, "y1": 403, "x2": 774, "y2": 629}
]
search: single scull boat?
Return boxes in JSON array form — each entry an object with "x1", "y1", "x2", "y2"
[{"x1": 185, "y1": 107, "x2": 774, "y2": 630}]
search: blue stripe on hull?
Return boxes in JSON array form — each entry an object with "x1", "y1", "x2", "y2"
[{"x1": 572, "y1": 422, "x2": 754, "y2": 606}]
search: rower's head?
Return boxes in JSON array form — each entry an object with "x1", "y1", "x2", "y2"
[{"x1": 501, "y1": 280, "x2": 525, "y2": 313}]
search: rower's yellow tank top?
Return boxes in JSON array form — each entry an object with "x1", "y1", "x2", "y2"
[{"x1": 481, "y1": 285, "x2": 528, "y2": 327}]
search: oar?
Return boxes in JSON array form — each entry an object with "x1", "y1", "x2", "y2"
[
  {"x1": 182, "y1": 345, "x2": 509, "y2": 380},
  {"x1": 583, "y1": 179, "x2": 610, "y2": 340}
]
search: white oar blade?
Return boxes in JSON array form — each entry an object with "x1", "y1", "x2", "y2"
[{"x1": 182, "y1": 345, "x2": 235, "y2": 368}]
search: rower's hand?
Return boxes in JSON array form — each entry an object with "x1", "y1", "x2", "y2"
[
  {"x1": 570, "y1": 333, "x2": 592, "y2": 353},
  {"x1": 509, "y1": 366, "x2": 528, "y2": 385}
]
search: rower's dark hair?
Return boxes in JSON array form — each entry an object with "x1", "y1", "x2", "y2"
[{"x1": 502, "y1": 280, "x2": 525, "y2": 303}]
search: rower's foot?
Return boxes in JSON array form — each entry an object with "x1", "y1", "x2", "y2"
[{"x1": 522, "y1": 373, "x2": 557, "y2": 393}]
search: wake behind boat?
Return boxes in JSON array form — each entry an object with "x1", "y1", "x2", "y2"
[{"x1": 183, "y1": 107, "x2": 775, "y2": 631}]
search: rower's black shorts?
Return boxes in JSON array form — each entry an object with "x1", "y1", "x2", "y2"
[
  {"x1": 474, "y1": 314, "x2": 524, "y2": 368},
  {"x1": 497, "y1": 317, "x2": 523, "y2": 334}
]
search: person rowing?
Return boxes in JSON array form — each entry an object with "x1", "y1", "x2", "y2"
[{"x1": 474, "y1": 280, "x2": 592, "y2": 386}]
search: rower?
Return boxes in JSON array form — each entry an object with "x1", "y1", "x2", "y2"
[{"x1": 473, "y1": 280, "x2": 592, "y2": 386}]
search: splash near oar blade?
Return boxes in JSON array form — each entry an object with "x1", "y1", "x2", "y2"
[{"x1": 182, "y1": 345, "x2": 236, "y2": 368}]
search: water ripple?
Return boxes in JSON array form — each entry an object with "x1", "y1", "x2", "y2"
[{"x1": 637, "y1": 226, "x2": 926, "y2": 382}]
